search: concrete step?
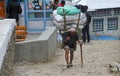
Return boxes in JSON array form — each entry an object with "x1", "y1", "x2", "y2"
[{"x1": 15, "y1": 26, "x2": 28, "y2": 42}]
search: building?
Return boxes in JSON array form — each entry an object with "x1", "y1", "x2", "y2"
[
  {"x1": 0, "y1": 0, "x2": 55, "y2": 33},
  {"x1": 90, "y1": 7, "x2": 120, "y2": 37},
  {"x1": 78, "y1": 0, "x2": 120, "y2": 37},
  {"x1": 0, "y1": 0, "x2": 120, "y2": 36}
]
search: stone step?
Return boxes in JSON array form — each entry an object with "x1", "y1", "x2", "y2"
[
  {"x1": 15, "y1": 26, "x2": 27, "y2": 30},
  {"x1": 15, "y1": 26, "x2": 28, "y2": 42}
]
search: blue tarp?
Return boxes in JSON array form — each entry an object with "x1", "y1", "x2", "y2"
[{"x1": 91, "y1": 35, "x2": 119, "y2": 40}]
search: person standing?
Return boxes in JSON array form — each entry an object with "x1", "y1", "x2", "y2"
[
  {"x1": 58, "y1": 0, "x2": 65, "y2": 7},
  {"x1": 6, "y1": 0, "x2": 22, "y2": 26},
  {"x1": 82, "y1": 6, "x2": 91, "y2": 43},
  {"x1": 62, "y1": 28, "x2": 82, "y2": 68},
  {"x1": 49, "y1": 1, "x2": 58, "y2": 10}
]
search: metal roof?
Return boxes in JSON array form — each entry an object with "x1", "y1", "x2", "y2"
[{"x1": 76, "y1": 0, "x2": 120, "y2": 10}]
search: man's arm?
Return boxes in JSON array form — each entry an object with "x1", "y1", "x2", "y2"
[
  {"x1": 18, "y1": 4, "x2": 22, "y2": 14},
  {"x1": 75, "y1": 33, "x2": 82, "y2": 45}
]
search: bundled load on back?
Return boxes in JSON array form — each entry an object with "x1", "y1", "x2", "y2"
[
  {"x1": 57, "y1": 5, "x2": 80, "y2": 15},
  {"x1": 52, "y1": 4, "x2": 87, "y2": 30}
]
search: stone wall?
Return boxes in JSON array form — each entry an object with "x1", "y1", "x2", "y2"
[{"x1": 0, "y1": 30, "x2": 15, "y2": 76}]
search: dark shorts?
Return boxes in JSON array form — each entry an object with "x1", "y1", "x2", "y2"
[{"x1": 64, "y1": 45, "x2": 75, "y2": 51}]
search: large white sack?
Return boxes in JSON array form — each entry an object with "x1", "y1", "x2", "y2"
[
  {"x1": 53, "y1": 10, "x2": 79, "y2": 22},
  {"x1": 53, "y1": 10, "x2": 86, "y2": 24},
  {"x1": 53, "y1": 10, "x2": 57, "y2": 16},
  {"x1": 53, "y1": 20, "x2": 84, "y2": 30}
]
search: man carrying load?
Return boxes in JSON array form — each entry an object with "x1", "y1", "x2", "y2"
[{"x1": 62, "y1": 27, "x2": 82, "y2": 68}]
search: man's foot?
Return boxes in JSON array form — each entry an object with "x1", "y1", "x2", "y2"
[
  {"x1": 67, "y1": 64, "x2": 70, "y2": 68},
  {"x1": 109, "y1": 64, "x2": 112, "y2": 68},
  {"x1": 69, "y1": 64, "x2": 73, "y2": 67}
]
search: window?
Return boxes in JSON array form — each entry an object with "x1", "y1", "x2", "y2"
[
  {"x1": 107, "y1": 17, "x2": 118, "y2": 30},
  {"x1": 25, "y1": 0, "x2": 53, "y2": 32},
  {"x1": 46, "y1": 12, "x2": 52, "y2": 18},
  {"x1": 27, "y1": 0, "x2": 52, "y2": 18},
  {"x1": 28, "y1": 12, "x2": 44, "y2": 18},
  {"x1": 114, "y1": 8, "x2": 120, "y2": 15},
  {"x1": 28, "y1": 0, "x2": 52, "y2": 10},
  {"x1": 91, "y1": 9, "x2": 111, "y2": 17},
  {"x1": 93, "y1": 19, "x2": 104, "y2": 32}
]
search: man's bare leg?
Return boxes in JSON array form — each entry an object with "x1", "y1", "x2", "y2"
[
  {"x1": 70, "y1": 51, "x2": 74, "y2": 67},
  {"x1": 64, "y1": 48, "x2": 69, "y2": 67}
]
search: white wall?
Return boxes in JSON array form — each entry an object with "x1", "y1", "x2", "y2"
[
  {"x1": 90, "y1": 15, "x2": 120, "y2": 37},
  {"x1": 0, "y1": 19, "x2": 16, "y2": 70}
]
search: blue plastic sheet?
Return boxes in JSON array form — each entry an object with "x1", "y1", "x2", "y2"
[{"x1": 91, "y1": 35, "x2": 119, "y2": 40}]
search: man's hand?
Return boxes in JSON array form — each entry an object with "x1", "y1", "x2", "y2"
[
  {"x1": 78, "y1": 40, "x2": 83, "y2": 45},
  {"x1": 79, "y1": 42, "x2": 83, "y2": 45},
  {"x1": 66, "y1": 37, "x2": 70, "y2": 41}
]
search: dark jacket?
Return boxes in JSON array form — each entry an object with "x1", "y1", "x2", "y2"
[
  {"x1": 6, "y1": 2, "x2": 22, "y2": 21},
  {"x1": 85, "y1": 12, "x2": 91, "y2": 26}
]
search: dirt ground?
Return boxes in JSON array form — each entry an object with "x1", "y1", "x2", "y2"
[{"x1": 12, "y1": 41, "x2": 120, "y2": 76}]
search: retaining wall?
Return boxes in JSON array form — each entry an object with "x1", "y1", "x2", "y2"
[
  {"x1": 15, "y1": 27, "x2": 57, "y2": 63},
  {"x1": 0, "y1": 19, "x2": 16, "y2": 76}
]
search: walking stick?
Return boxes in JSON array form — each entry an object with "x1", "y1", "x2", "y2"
[{"x1": 80, "y1": 43, "x2": 83, "y2": 67}]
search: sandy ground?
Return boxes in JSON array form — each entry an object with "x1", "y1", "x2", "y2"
[{"x1": 12, "y1": 40, "x2": 120, "y2": 76}]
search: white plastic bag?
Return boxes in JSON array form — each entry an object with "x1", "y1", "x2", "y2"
[{"x1": 57, "y1": 33, "x2": 63, "y2": 48}]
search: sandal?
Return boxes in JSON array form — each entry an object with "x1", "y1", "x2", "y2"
[
  {"x1": 67, "y1": 64, "x2": 70, "y2": 68},
  {"x1": 69, "y1": 64, "x2": 73, "y2": 67}
]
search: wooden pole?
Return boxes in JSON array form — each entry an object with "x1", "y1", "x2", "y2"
[
  {"x1": 76, "y1": 12, "x2": 80, "y2": 30},
  {"x1": 63, "y1": 8, "x2": 67, "y2": 31},
  {"x1": 80, "y1": 44, "x2": 83, "y2": 67}
]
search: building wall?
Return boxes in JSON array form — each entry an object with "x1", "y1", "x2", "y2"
[{"x1": 89, "y1": 8, "x2": 120, "y2": 37}]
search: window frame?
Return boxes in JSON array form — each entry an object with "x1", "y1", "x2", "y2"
[
  {"x1": 24, "y1": 0, "x2": 53, "y2": 32},
  {"x1": 91, "y1": 9, "x2": 112, "y2": 17},
  {"x1": 93, "y1": 18, "x2": 104, "y2": 32},
  {"x1": 114, "y1": 8, "x2": 120, "y2": 15},
  {"x1": 107, "y1": 17, "x2": 118, "y2": 30}
]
